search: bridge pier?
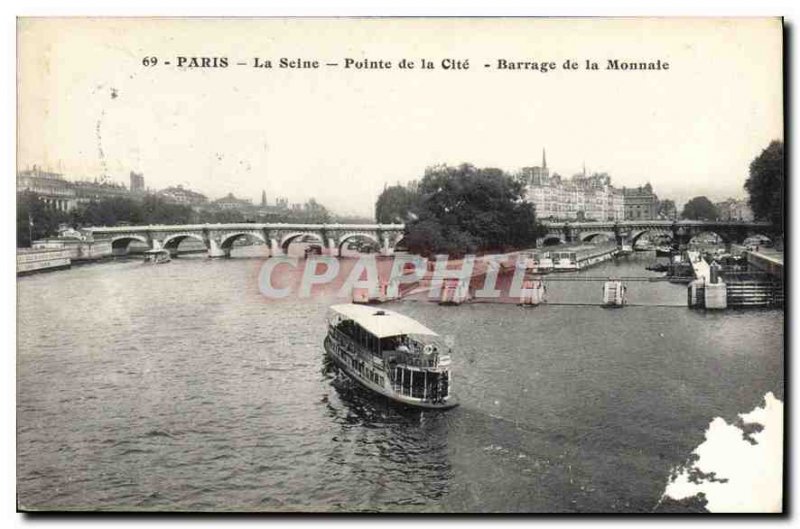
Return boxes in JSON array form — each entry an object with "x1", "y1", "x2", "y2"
[
  {"x1": 563, "y1": 224, "x2": 574, "y2": 244},
  {"x1": 208, "y1": 239, "x2": 230, "y2": 258},
  {"x1": 380, "y1": 237, "x2": 394, "y2": 256},
  {"x1": 269, "y1": 239, "x2": 283, "y2": 256},
  {"x1": 613, "y1": 225, "x2": 624, "y2": 247}
]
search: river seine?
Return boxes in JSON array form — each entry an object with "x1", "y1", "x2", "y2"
[{"x1": 17, "y1": 249, "x2": 783, "y2": 512}]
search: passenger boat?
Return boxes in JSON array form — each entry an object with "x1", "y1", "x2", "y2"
[
  {"x1": 324, "y1": 304, "x2": 457, "y2": 409},
  {"x1": 143, "y1": 248, "x2": 171, "y2": 264}
]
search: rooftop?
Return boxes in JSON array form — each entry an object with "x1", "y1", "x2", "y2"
[{"x1": 328, "y1": 304, "x2": 439, "y2": 338}]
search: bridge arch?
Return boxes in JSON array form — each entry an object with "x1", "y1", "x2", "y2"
[
  {"x1": 742, "y1": 233, "x2": 773, "y2": 246},
  {"x1": 541, "y1": 235, "x2": 564, "y2": 247},
  {"x1": 111, "y1": 235, "x2": 149, "y2": 253},
  {"x1": 220, "y1": 231, "x2": 267, "y2": 250},
  {"x1": 687, "y1": 230, "x2": 731, "y2": 245},
  {"x1": 162, "y1": 233, "x2": 206, "y2": 251},
  {"x1": 280, "y1": 232, "x2": 324, "y2": 253},
  {"x1": 630, "y1": 229, "x2": 674, "y2": 246},
  {"x1": 337, "y1": 232, "x2": 382, "y2": 256},
  {"x1": 580, "y1": 231, "x2": 615, "y2": 243}
]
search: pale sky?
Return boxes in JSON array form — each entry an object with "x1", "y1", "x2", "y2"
[{"x1": 17, "y1": 18, "x2": 783, "y2": 217}]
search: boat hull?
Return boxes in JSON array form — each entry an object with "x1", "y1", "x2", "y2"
[{"x1": 324, "y1": 336, "x2": 458, "y2": 410}]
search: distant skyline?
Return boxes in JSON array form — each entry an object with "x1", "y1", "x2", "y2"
[
  {"x1": 17, "y1": 18, "x2": 783, "y2": 217},
  {"x1": 17, "y1": 149, "x2": 760, "y2": 214}
]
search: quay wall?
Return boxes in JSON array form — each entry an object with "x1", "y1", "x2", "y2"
[{"x1": 747, "y1": 251, "x2": 783, "y2": 281}]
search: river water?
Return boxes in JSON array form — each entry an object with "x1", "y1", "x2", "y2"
[{"x1": 17, "y1": 248, "x2": 784, "y2": 512}]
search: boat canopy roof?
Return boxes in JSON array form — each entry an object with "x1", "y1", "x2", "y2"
[{"x1": 328, "y1": 304, "x2": 439, "y2": 339}]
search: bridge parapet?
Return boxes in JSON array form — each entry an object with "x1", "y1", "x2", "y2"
[
  {"x1": 83, "y1": 223, "x2": 406, "y2": 258},
  {"x1": 538, "y1": 220, "x2": 776, "y2": 248},
  {"x1": 83, "y1": 220, "x2": 774, "y2": 255}
]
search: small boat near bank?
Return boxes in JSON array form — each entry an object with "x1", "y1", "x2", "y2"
[
  {"x1": 143, "y1": 248, "x2": 171, "y2": 264},
  {"x1": 616, "y1": 244, "x2": 634, "y2": 257},
  {"x1": 645, "y1": 262, "x2": 670, "y2": 273},
  {"x1": 324, "y1": 304, "x2": 457, "y2": 409},
  {"x1": 655, "y1": 246, "x2": 674, "y2": 257}
]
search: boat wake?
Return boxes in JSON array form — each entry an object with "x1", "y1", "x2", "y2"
[{"x1": 658, "y1": 392, "x2": 783, "y2": 513}]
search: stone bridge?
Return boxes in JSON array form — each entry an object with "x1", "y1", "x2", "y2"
[
  {"x1": 83, "y1": 223, "x2": 406, "y2": 258},
  {"x1": 538, "y1": 220, "x2": 777, "y2": 247},
  {"x1": 82, "y1": 219, "x2": 775, "y2": 258}
]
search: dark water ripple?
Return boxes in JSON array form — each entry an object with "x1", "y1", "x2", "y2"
[{"x1": 17, "y1": 250, "x2": 783, "y2": 512}]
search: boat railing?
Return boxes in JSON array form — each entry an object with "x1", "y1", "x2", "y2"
[
  {"x1": 388, "y1": 348, "x2": 447, "y2": 369},
  {"x1": 328, "y1": 326, "x2": 385, "y2": 367},
  {"x1": 329, "y1": 325, "x2": 448, "y2": 369},
  {"x1": 328, "y1": 324, "x2": 450, "y2": 404},
  {"x1": 388, "y1": 367, "x2": 449, "y2": 402}
]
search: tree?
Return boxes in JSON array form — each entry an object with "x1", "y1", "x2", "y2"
[
  {"x1": 745, "y1": 140, "x2": 784, "y2": 228},
  {"x1": 301, "y1": 198, "x2": 331, "y2": 223},
  {"x1": 17, "y1": 191, "x2": 70, "y2": 247},
  {"x1": 404, "y1": 164, "x2": 546, "y2": 256},
  {"x1": 681, "y1": 196, "x2": 719, "y2": 221},
  {"x1": 375, "y1": 184, "x2": 421, "y2": 224},
  {"x1": 657, "y1": 199, "x2": 677, "y2": 219},
  {"x1": 17, "y1": 192, "x2": 198, "y2": 246}
]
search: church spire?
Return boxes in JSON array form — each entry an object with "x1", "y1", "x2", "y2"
[{"x1": 542, "y1": 148, "x2": 547, "y2": 169}]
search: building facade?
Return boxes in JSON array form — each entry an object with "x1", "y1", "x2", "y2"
[
  {"x1": 522, "y1": 151, "x2": 625, "y2": 221},
  {"x1": 17, "y1": 167, "x2": 76, "y2": 211},
  {"x1": 130, "y1": 171, "x2": 145, "y2": 193},
  {"x1": 213, "y1": 192, "x2": 253, "y2": 210},
  {"x1": 623, "y1": 184, "x2": 659, "y2": 220},
  {"x1": 18, "y1": 166, "x2": 146, "y2": 210},
  {"x1": 73, "y1": 180, "x2": 132, "y2": 203},
  {"x1": 715, "y1": 198, "x2": 754, "y2": 221},
  {"x1": 157, "y1": 185, "x2": 208, "y2": 206}
]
